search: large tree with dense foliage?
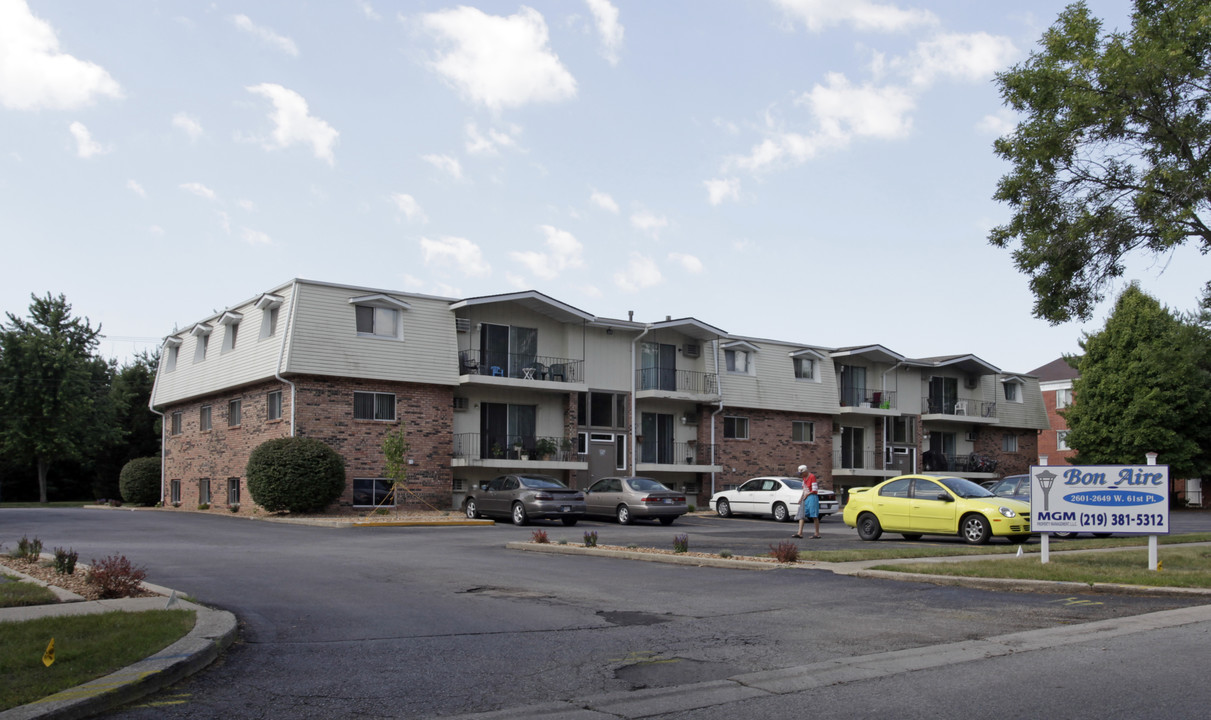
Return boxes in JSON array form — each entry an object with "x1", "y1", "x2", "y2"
[
  {"x1": 0, "y1": 294, "x2": 120, "y2": 503},
  {"x1": 1065, "y1": 284, "x2": 1211, "y2": 480},
  {"x1": 990, "y1": 0, "x2": 1211, "y2": 323}
]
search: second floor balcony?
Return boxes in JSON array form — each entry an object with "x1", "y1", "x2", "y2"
[
  {"x1": 922, "y1": 396, "x2": 998, "y2": 421},
  {"x1": 458, "y1": 349, "x2": 584, "y2": 387},
  {"x1": 838, "y1": 389, "x2": 897, "y2": 413},
  {"x1": 635, "y1": 368, "x2": 720, "y2": 399},
  {"x1": 452, "y1": 433, "x2": 585, "y2": 468},
  {"x1": 636, "y1": 440, "x2": 720, "y2": 469}
]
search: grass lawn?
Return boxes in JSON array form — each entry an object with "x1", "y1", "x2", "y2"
[
  {"x1": 0, "y1": 610, "x2": 196, "y2": 711},
  {"x1": 0, "y1": 576, "x2": 58, "y2": 607},
  {"x1": 0, "y1": 501, "x2": 93, "y2": 509},
  {"x1": 874, "y1": 545, "x2": 1211, "y2": 588},
  {"x1": 806, "y1": 532, "x2": 1211, "y2": 563}
]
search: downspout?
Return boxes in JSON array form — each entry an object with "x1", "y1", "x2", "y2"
[
  {"x1": 630, "y1": 323, "x2": 651, "y2": 475},
  {"x1": 710, "y1": 337, "x2": 724, "y2": 497},
  {"x1": 275, "y1": 280, "x2": 300, "y2": 437},
  {"x1": 147, "y1": 349, "x2": 167, "y2": 504}
]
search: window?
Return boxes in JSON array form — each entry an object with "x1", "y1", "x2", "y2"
[
  {"x1": 888, "y1": 416, "x2": 915, "y2": 444},
  {"x1": 792, "y1": 420, "x2": 814, "y2": 442},
  {"x1": 170, "y1": 479, "x2": 181, "y2": 504},
  {"x1": 725, "y1": 349, "x2": 750, "y2": 374},
  {"x1": 1056, "y1": 388, "x2": 1072, "y2": 408},
  {"x1": 1002, "y1": 434, "x2": 1018, "y2": 452},
  {"x1": 354, "y1": 391, "x2": 396, "y2": 421},
  {"x1": 228, "y1": 399, "x2": 241, "y2": 427},
  {"x1": 194, "y1": 333, "x2": 209, "y2": 363},
  {"x1": 198, "y1": 478, "x2": 210, "y2": 505},
  {"x1": 793, "y1": 357, "x2": 815, "y2": 380},
  {"x1": 1003, "y1": 382, "x2": 1018, "y2": 401},
  {"x1": 355, "y1": 305, "x2": 399, "y2": 338},
  {"x1": 261, "y1": 306, "x2": 279, "y2": 338},
  {"x1": 220, "y1": 312, "x2": 242, "y2": 353},
  {"x1": 165, "y1": 345, "x2": 178, "y2": 372},
  {"x1": 1056, "y1": 430, "x2": 1070, "y2": 451},
  {"x1": 354, "y1": 478, "x2": 394, "y2": 507},
  {"x1": 200, "y1": 405, "x2": 212, "y2": 431},
  {"x1": 578, "y1": 391, "x2": 627, "y2": 429},
  {"x1": 227, "y1": 478, "x2": 241, "y2": 505},
  {"x1": 724, "y1": 416, "x2": 749, "y2": 439},
  {"x1": 267, "y1": 390, "x2": 282, "y2": 421},
  {"x1": 171, "y1": 411, "x2": 182, "y2": 436}
]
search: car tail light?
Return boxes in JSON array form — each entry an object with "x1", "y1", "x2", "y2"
[{"x1": 534, "y1": 492, "x2": 553, "y2": 501}]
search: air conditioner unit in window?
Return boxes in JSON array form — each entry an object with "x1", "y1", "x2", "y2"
[
  {"x1": 453, "y1": 397, "x2": 469, "y2": 411},
  {"x1": 455, "y1": 318, "x2": 470, "y2": 333},
  {"x1": 966, "y1": 429, "x2": 979, "y2": 442},
  {"x1": 964, "y1": 375, "x2": 979, "y2": 389},
  {"x1": 683, "y1": 343, "x2": 701, "y2": 358}
]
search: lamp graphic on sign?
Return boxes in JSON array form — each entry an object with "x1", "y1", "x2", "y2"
[{"x1": 1036, "y1": 469, "x2": 1057, "y2": 513}]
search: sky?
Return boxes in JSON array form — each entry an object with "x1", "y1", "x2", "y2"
[{"x1": 2, "y1": 0, "x2": 1207, "y2": 375}]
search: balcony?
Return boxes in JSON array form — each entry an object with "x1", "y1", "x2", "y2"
[
  {"x1": 922, "y1": 451, "x2": 999, "y2": 475},
  {"x1": 838, "y1": 389, "x2": 897, "y2": 414},
  {"x1": 832, "y1": 448, "x2": 898, "y2": 478},
  {"x1": 458, "y1": 350, "x2": 585, "y2": 390},
  {"x1": 636, "y1": 441, "x2": 720, "y2": 471},
  {"x1": 451, "y1": 433, "x2": 586, "y2": 469},
  {"x1": 635, "y1": 368, "x2": 720, "y2": 401},
  {"x1": 921, "y1": 396, "x2": 998, "y2": 423}
]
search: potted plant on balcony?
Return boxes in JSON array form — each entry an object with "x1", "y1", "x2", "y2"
[{"x1": 535, "y1": 437, "x2": 558, "y2": 461}]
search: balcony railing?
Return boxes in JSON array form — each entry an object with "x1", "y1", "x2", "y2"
[
  {"x1": 458, "y1": 350, "x2": 583, "y2": 383},
  {"x1": 838, "y1": 389, "x2": 897, "y2": 409},
  {"x1": 922, "y1": 452, "x2": 999, "y2": 473},
  {"x1": 635, "y1": 368, "x2": 719, "y2": 395},
  {"x1": 638, "y1": 441, "x2": 717, "y2": 466},
  {"x1": 833, "y1": 448, "x2": 879, "y2": 470},
  {"x1": 453, "y1": 433, "x2": 578, "y2": 462},
  {"x1": 922, "y1": 396, "x2": 997, "y2": 418}
]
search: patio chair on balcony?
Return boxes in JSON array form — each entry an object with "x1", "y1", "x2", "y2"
[
  {"x1": 548, "y1": 363, "x2": 565, "y2": 382},
  {"x1": 458, "y1": 351, "x2": 479, "y2": 375},
  {"x1": 953, "y1": 400, "x2": 968, "y2": 416}
]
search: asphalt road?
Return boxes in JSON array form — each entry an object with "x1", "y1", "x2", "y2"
[{"x1": 2, "y1": 508, "x2": 1208, "y2": 719}]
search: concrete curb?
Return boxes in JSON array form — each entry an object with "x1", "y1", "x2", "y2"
[{"x1": 507, "y1": 542, "x2": 788, "y2": 570}]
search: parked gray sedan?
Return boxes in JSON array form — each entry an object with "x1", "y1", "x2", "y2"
[
  {"x1": 584, "y1": 476, "x2": 687, "y2": 525},
  {"x1": 464, "y1": 474, "x2": 585, "y2": 526}
]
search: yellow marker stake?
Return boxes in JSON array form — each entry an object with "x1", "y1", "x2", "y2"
[
  {"x1": 1157, "y1": 560, "x2": 1163, "y2": 572},
  {"x1": 43, "y1": 638, "x2": 55, "y2": 667}
]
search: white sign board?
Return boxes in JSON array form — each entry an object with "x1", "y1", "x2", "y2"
[{"x1": 1030, "y1": 465, "x2": 1169, "y2": 535}]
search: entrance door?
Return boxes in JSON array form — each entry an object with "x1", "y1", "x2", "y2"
[
  {"x1": 640, "y1": 342, "x2": 677, "y2": 391},
  {"x1": 840, "y1": 365, "x2": 867, "y2": 406},
  {"x1": 588, "y1": 434, "x2": 618, "y2": 483},
  {"x1": 640, "y1": 412, "x2": 674, "y2": 464},
  {"x1": 928, "y1": 376, "x2": 958, "y2": 414},
  {"x1": 481, "y1": 403, "x2": 535, "y2": 458},
  {"x1": 839, "y1": 426, "x2": 865, "y2": 469}
]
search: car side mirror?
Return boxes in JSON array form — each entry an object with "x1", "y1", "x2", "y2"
[{"x1": 938, "y1": 493, "x2": 953, "y2": 502}]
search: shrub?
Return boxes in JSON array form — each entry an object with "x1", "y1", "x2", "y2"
[
  {"x1": 245, "y1": 437, "x2": 346, "y2": 513},
  {"x1": 769, "y1": 541, "x2": 800, "y2": 563},
  {"x1": 197, "y1": 503, "x2": 210, "y2": 510},
  {"x1": 531, "y1": 529, "x2": 549, "y2": 544},
  {"x1": 86, "y1": 555, "x2": 148, "y2": 599},
  {"x1": 229, "y1": 504, "x2": 240, "y2": 513},
  {"x1": 13, "y1": 536, "x2": 43, "y2": 563},
  {"x1": 583, "y1": 531, "x2": 598, "y2": 547},
  {"x1": 719, "y1": 549, "x2": 734, "y2": 559},
  {"x1": 672, "y1": 534, "x2": 689, "y2": 554},
  {"x1": 119, "y1": 456, "x2": 162, "y2": 505},
  {"x1": 53, "y1": 547, "x2": 78, "y2": 575}
]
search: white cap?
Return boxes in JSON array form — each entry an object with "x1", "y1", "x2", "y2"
[{"x1": 797, "y1": 465, "x2": 808, "y2": 474}]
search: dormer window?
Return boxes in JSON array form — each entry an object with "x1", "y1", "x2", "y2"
[
  {"x1": 790, "y1": 348, "x2": 824, "y2": 383},
  {"x1": 1001, "y1": 376, "x2": 1024, "y2": 403},
  {"x1": 723, "y1": 341, "x2": 759, "y2": 375},
  {"x1": 256, "y1": 294, "x2": 284, "y2": 339},
  {"x1": 163, "y1": 337, "x2": 182, "y2": 372},
  {"x1": 349, "y1": 294, "x2": 410, "y2": 340},
  {"x1": 220, "y1": 311, "x2": 243, "y2": 354},
  {"x1": 190, "y1": 323, "x2": 212, "y2": 363}
]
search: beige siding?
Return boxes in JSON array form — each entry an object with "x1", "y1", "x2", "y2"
[
  {"x1": 713, "y1": 339, "x2": 838, "y2": 413},
  {"x1": 284, "y1": 282, "x2": 458, "y2": 386},
  {"x1": 152, "y1": 283, "x2": 295, "y2": 406},
  {"x1": 988, "y1": 375, "x2": 1049, "y2": 430},
  {"x1": 582, "y1": 327, "x2": 633, "y2": 391}
]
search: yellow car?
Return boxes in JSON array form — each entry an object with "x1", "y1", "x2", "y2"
[{"x1": 843, "y1": 474, "x2": 1032, "y2": 545}]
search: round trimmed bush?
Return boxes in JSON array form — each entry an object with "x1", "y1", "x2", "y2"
[
  {"x1": 246, "y1": 437, "x2": 346, "y2": 513},
  {"x1": 119, "y1": 456, "x2": 162, "y2": 505}
]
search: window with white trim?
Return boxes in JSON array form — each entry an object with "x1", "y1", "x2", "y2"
[
  {"x1": 227, "y1": 477, "x2": 241, "y2": 505},
  {"x1": 261, "y1": 306, "x2": 279, "y2": 338},
  {"x1": 725, "y1": 349, "x2": 751, "y2": 374},
  {"x1": 228, "y1": 399, "x2": 241, "y2": 427},
  {"x1": 354, "y1": 478, "x2": 395, "y2": 507},
  {"x1": 165, "y1": 345, "x2": 178, "y2": 372},
  {"x1": 170, "y1": 479, "x2": 181, "y2": 504},
  {"x1": 1056, "y1": 430, "x2": 1070, "y2": 451},
  {"x1": 171, "y1": 411, "x2": 182, "y2": 436},
  {"x1": 1002, "y1": 434, "x2": 1018, "y2": 452},
  {"x1": 1003, "y1": 380, "x2": 1022, "y2": 402},
  {"x1": 200, "y1": 405, "x2": 212, "y2": 431},
  {"x1": 267, "y1": 390, "x2": 282, "y2": 421},
  {"x1": 1055, "y1": 388, "x2": 1072, "y2": 408},
  {"x1": 355, "y1": 305, "x2": 400, "y2": 339},
  {"x1": 221, "y1": 314, "x2": 241, "y2": 353},
  {"x1": 792, "y1": 420, "x2": 814, "y2": 442},
  {"x1": 193, "y1": 333, "x2": 209, "y2": 363},
  {"x1": 793, "y1": 357, "x2": 815, "y2": 380},
  {"x1": 724, "y1": 416, "x2": 749, "y2": 439},
  {"x1": 198, "y1": 478, "x2": 211, "y2": 505},
  {"x1": 354, "y1": 392, "x2": 396, "y2": 421}
]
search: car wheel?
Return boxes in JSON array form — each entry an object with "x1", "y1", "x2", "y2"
[
  {"x1": 1007, "y1": 534, "x2": 1031, "y2": 544},
  {"x1": 659, "y1": 516, "x2": 676, "y2": 526},
  {"x1": 561, "y1": 517, "x2": 578, "y2": 526},
  {"x1": 617, "y1": 505, "x2": 632, "y2": 525},
  {"x1": 716, "y1": 499, "x2": 732, "y2": 518},
  {"x1": 464, "y1": 498, "x2": 479, "y2": 519},
  {"x1": 901, "y1": 533, "x2": 922, "y2": 541},
  {"x1": 961, "y1": 514, "x2": 991, "y2": 545},
  {"x1": 1053, "y1": 531, "x2": 1077, "y2": 539},
  {"x1": 856, "y1": 513, "x2": 882, "y2": 541},
  {"x1": 773, "y1": 502, "x2": 789, "y2": 522},
  {"x1": 1092, "y1": 532, "x2": 1113, "y2": 538},
  {"x1": 511, "y1": 502, "x2": 529, "y2": 526}
]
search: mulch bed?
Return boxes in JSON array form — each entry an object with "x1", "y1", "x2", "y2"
[{"x1": 0, "y1": 559, "x2": 157, "y2": 602}]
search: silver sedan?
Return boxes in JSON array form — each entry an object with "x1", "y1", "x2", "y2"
[
  {"x1": 464, "y1": 474, "x2": 586, "y2": 526},
  {"x1": 583, "y1": 476, "x2": 687, "y2": 525}
]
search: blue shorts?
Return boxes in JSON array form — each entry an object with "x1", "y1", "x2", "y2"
[{"x1": 803, "y1": 495, "x2": 819, "y2": 519}]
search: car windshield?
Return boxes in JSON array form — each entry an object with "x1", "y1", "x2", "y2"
[
  {"x1": 937, "y1": 476, "x2": 996, "y2": 499},
  {"x1": 519, "y1": 475, "x2": 568, "y2": 489},
  {"x1": 627, "y1": 477, "x2": 669, "y2": 492}
]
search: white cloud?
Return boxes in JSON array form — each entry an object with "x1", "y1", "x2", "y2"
[
  {"x1": 218, "y1": 211, "x2": 231, "y2": 234},
  {"x1": 614, "y1": 253, "x2": 662, "y2": 292},
  {"x1": 590, "y1": 190, "x2": 619, "y2": 214},
  {"x1": 231, "y1": 14, "x2": 299, "y2": 57},
  {"x1": 510, "y1": 225, "x2": 585, "y2": 279},
  {"x1": 581, "y1": 284, "x2": 602, "y2": 298},
  {"x1": 391, "y1": 193, "x2": 427, "y2": 223},
  {"x1": 585, "y1": 0, "x2": 624, "y2": 65},
  {"x1": 180, "y1": 182, "x2": 217, "y2": 201},
  {"x1": 465, "y1": 122, "x2": 519, "y2": 155},
  {"x1": 69, "y1": 121, "x2": 110, "y2": 158},
  {"x1": 126, "y1": 179, "x2": 146, "y2": 198},
  {"x1": 240, "y1": 227, "x2": 273, "y2": 245},
  {"x1": 246, "y1": 83, "x2": 338, "y2": 164},
  {"x1": 704, "y1": 177, "x2": 740, "y2": 206},
  {"x1": 898, "y1": 32, "x2": 1017, "y2": 87},
  {"x1": 0, "y1": 0, "x2": 122, "y2": 110},
  {"x1": 978, "y1": 111, "x2": 1016, "y2": 137},
  {"x1": 357, "y1": 2, "x2": 381, "y2": 21},
  {"x1": 172, "y1": 112, "x2": 204, "y2": 141},
  {"x1": 772, "y1": 0, "x2": 937, "y2": 33},
  {"x1": 422, "y1": 153, "x2": 463, "y2": 179},
  {"x1": 149, "y1": 225, "x2": 165, "y2": 236},
  {"x1": 420, "y1": 235, "x2": 491, "y2": 277},
  {"x1": 630, "y1": 210, "x2": 668, "y2": 238},
  {"x1": 236, "y1": 198, "x2": 255, "y2": 212},
  {"x1": 421, "y1": 6, "x2": 576, "y2": 111},
  {"x1": 669, "y1": 252, "x2": 704, "y2": 274}
]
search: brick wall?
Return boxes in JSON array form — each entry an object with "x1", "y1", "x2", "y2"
[
  {"x1": 712, "y1": 407, "x2": 833, "y2": 500},
  {"x1": 1038, "y1": 387, "x2": 1077, "y2": 463},
  {"x1": 975, "y1": 428, "x2": 1040, "y2": 477}
]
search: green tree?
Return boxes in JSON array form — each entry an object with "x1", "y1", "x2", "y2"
[
  {"x1": 1064, "y1": 284, "x2": 1211, "y2": 479},
  {"x1": 0, "y1": 293, "x2": 119, "y2": 503},
  {"x1": 990, "y1": 0, "x2": 1211, "y2": 323},
  {"x1": 91, "y1": 350, "x2": 161, "y2": 499}
]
